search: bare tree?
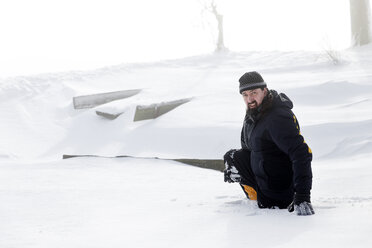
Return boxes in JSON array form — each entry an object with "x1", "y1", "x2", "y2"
[
  {"x1": 350, "y1": 0, "x2": 371, "y2": 46},
  {"x1": 210, "y1": 1, "x2": 226, "y2": 51},
  {"x1": 200, "y1": 0, "x2": 227, "y2": 52}
]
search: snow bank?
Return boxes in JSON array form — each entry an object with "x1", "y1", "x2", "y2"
[{"x1": 1, "y1": 49, "x2": 372, "y2": 161}]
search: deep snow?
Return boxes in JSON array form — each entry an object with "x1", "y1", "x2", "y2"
[{"x1": 1, "y1": 46, "x2": 372, "y2": 247}]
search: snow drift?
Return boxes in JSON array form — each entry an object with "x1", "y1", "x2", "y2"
[{"x1": 1, "y1": 46, "x2": 372, "y2": 247}]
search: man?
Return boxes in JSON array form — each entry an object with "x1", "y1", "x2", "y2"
[{"x1": 224, "y1": 71, "x2": 314, "y2": 216}]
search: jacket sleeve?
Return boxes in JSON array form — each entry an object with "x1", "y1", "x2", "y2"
[
  {"x1": 241, "y1": 126, "x2": 248, "y2": 150},
  {"x1": 268, "y1": 110, "x2": 313, "y2": 196},
  {"x1": 241, "y1": 113, "x2": 251, "y2": 150}
]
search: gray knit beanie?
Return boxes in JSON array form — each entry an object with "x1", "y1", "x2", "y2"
[{"x1": 239, "y1": 71, "x2": 267, "y2": 94}]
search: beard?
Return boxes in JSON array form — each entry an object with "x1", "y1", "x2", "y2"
[
  {"x1": 245, "y1": 89, "x2": 273, "y2": 120},
  {"x1": 247, "y1": 101, "x2": 258, "y2": 109},
  {"x1": 246, "y1": 102, "x2": 260, "y2": 117}
]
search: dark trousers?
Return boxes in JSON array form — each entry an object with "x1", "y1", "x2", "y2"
[{"x1": 224, "y1": 149, "x2": 292, "y2": 209}]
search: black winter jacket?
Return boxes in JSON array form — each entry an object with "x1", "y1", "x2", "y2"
[{"x1": 241, "y1": 90, "x2": 313, "y2": 202}]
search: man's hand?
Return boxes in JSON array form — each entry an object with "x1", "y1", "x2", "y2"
[
  {"x1": 288, "y1": 201, "x2": 315, "y2": 215},
  {"x1": 223, "y1": 149, "x2": 241, "y2": 183},
  {"x1": 224, "y1": 164, "x2": 241, "y2": 183},
  {"x1": 288, "y1": 193, "x2": 315, "y2": 216}
]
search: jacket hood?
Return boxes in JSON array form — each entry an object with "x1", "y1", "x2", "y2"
[{"x1": 270, "y1": 90, "x2": 293, "y2": 110}]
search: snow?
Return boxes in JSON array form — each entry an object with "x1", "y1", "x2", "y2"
[{"x1": 1, "y1": 46, "x2": 372, "y2": 247}]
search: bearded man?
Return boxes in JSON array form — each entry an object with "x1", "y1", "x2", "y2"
[{"x1": 223, "y1": 71, "x2": 314, "y2": 216}]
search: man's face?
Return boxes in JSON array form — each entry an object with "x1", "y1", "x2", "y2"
[{"x1": 242, "y1": 88, "x2": 267, "y2": 109}]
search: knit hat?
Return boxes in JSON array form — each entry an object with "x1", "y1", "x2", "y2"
[{"x1": 239, "y1": 71, "x2": 267, "y2": 94}]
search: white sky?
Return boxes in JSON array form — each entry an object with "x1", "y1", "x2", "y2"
[{"x1": 0, "y1": 0, "x2": 364, "y2": 77}]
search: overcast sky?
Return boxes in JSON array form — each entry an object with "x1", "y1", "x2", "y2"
[{"x1": 0, "y1": 0, "x2": 364, "y2": 77}]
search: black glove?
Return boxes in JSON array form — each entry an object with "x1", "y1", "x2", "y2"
[
  {"x1": 224, "y1": 165, "x2": 241, "y2": 183},
  {"x1": 223, "y1": 149, "x2": 241, "y2": 183},
  {"x1": 288, "y1": 193, "x2": 315, "y2": 216}
]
